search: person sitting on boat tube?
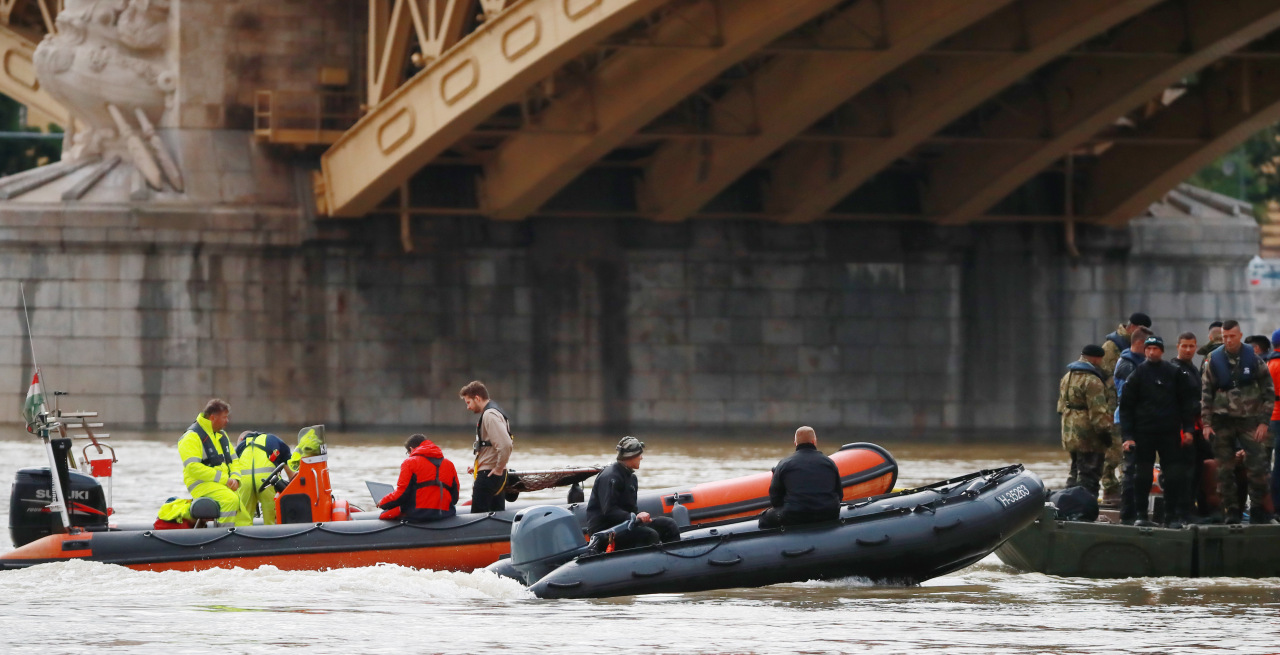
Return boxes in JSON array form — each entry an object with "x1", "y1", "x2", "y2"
[
  {"x1": 585, "y1": 437, "x2": 681, "y2": 549},
  {"x1": 378, "y1": 434, "x2": 460, "y2": 522},
  {"x1": 234, "y1": 431, "x2": 293, "y2": 525},
  {"x1": 177, "y1": 399, "x2": 251, "y2": 527},
  {"x1": 757, "y1": 426, "x2": 843, "y2": 529}
]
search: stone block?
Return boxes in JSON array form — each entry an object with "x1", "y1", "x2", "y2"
[
  {"x1": 690, "y1": 290, "x2": 728, "y2": 317},
  {"x1": 727, "y1": 290, "x2": 768, "y2": 318},
  {"x1": 688, "y1": 262, "x2": 732, "y2": 288},
  {"x1": 797, "y1": 346, "x2": 841, "y2": 374},
  {"x1": 760, "y1": 374, "x2": 804, "y2": 400},
  {"x1": 803, "y1": 319, "x2": 836, "y2": 346},
  {"x1": 796, "y1": 290, "x2": 837, "y2": 318},
  {"x1": 727, "y1": 346, "x2": 765, "y2": 373},
  {"x1": 731, "y1": 374, "x2": 761, "y2": 400},
  {"x1": 725, "y1": 401, "x2": 761, "y2": 425},
  {"x1": 651, "y1": 400, "x2": 690, "y2": 424},
  {"x1": 630, "y1": 262, "x2": 684, "y2": 290},
  {"x1": 691, "y1": 401, "x2": 726, "y2": 425},
  {"x1": 762, "y1": 346, "x2": 799, "y2": 373},
  {"x1": 842, "y1": 401, "x2": 871, "y2": 425},
  {"x1": 799, "y1": 401, "x2": 842, "y2": 425},
  {"x1": 689, "y1": 374, "x2": 733, "y2": 401},
  {"x1": 762, "y1": 401, "x2": 800, "y2": 424},
  {"x1": 628, "y1": 289, "x2": 688, "y2": 317},
  {"x1": 762, "y1": 319, "x2": 804, "y2": 346},
  {"x1": 690, "y1": 318, "x2": 730, "y2": 344}
]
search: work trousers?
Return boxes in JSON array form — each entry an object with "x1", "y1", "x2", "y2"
[
  {"x1": 615, "y1": 516, "x2": 681, "y2": 550},
  {"x1": 758, "y1": 506, "x2": 839, "y2": 530},
  {"x1": 1211, "y1": 417, "x2": 1272, "y2": 517},
  {"x1": 471, "y1": 470, "x2": 507, "y2": 513},
  {"x1": 1066, "y1": 451, "x2": 1106, "y2": 497},
  {"x1": 1121, "y1": 431, "x2": 1189, "y2": 523},
  {"x1": 1101, "y1": 430, "x2": 1122, "y2": 496},
  {"x1": 192, "y1": 483, "x2": 253, "y2": 527}
]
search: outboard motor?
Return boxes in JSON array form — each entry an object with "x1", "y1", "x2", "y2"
[
  {"x1": 9, "y1": 467, "x2": 108, "y2": 547},
  {"x1": 507, "y1": 505, "x2": 590, "y2": 585}
]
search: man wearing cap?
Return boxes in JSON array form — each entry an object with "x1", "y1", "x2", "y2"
[
  {"x1": 1202, "y1": 321, "x2": 1276, "y2": 524},
  {"x1": 1119, "y1": 336, "x2": 1198, "y2": 527},
  {"x1": 1057, "y1": 345, "x2": 1115, "y2": 497},
  {"x1": 585, "y1": 437, "x2": 680, "y2": 549},
  {"x1": 1103, "y1": 322, "x2": 1153, "y2": 504},
  {"x1": 758, "y1": 426, "x2": 843, "y2": 529}
]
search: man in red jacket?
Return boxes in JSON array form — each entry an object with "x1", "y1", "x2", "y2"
[{"x1": 378, "y1": 434, "x2": 459, "y2": 522}]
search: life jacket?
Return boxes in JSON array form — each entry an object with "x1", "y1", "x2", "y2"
[
  {"x1": 473, "y1": 400, "x2": 514, "y2": 454},
  {"x1": 1105, "y1": 331, "x2": 1129, "y2": 353},
  {"x1": 1208, "y1": 345, "x2": 1262, "y2": 391},
  {"x1": 189, "y1": 421, "x2": 234, "y2": 468},
  {"x1": 380, "y1": 442, "x2": 458, "y2": 521},
  {"x1": 1066, "y1": 360, "x2": 1103, "y2": 381}
]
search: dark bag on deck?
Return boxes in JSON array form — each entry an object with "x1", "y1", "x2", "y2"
[{"x1": 1049, "y1": 486, "x2": 1098, "y2": 523}]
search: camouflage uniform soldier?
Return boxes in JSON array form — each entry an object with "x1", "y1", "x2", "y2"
[
  {"x1": 1099, "y1": 313, "x2": 1152, "y2": 502},
  {"x1": 1201, "y1": 320, "x2": 1276, "y2": 524},
  {"x1": 1057, "y1": 345, "x2": 1115, "y2": 496}
]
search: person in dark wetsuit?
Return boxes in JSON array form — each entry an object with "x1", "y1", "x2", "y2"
[
  {"x1": 758, "y1": 426, "x2": 843, "y2": 529},
  {"x1": 585, "y1": 437, "x2": 680, "y2": 550}
]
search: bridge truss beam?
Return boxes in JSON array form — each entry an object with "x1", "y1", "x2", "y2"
[
  {"x1": 921, "y1": 0, "x2": 1280, "y2": 225},
  {"x1": 321, "y1": 0, "x2": 669, "y2": 218},
  {"x1": 636, "y1": 0, "x2": 1015, "y2": 223},
  {"x1": 478, "y1": 0, "x2": 849, "y2": 221},
  {"x1": 762, "y1": 0, "x2": 1162, "y2": 224},
  {"x1": 1084, "y1": 57, "x2": 1280, "y2": 223}
]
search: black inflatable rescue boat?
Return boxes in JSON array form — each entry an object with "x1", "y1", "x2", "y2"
[{"x1": 488, "y1": 464, "x2": 1044, "y2": 598}]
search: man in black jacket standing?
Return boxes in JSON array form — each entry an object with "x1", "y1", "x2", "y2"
[
  {"x1": 758, "y1": 426, "x2": 843, "y2": 529},
  {"x1": 585, "y1": 437, "x2": 680, "y2": 549},
  {"x1": 1119, "y1": 336, "x2": 1198, "y2": 528}
]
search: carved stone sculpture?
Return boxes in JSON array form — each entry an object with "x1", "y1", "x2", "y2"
[{"x1": 33, "y1": 0, "x2": 183, "y2": 192}]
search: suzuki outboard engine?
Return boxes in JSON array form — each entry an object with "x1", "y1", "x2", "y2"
[
  {"x1": 9, "y1": 467, "x2": 109, "y2": 547},
  {"x1": 503, "y1": 505, "x2": 589, "y2": 585}
]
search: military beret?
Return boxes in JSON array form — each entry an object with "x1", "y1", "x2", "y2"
[
  {"x1": 1081, "y1": 344, "x2": 1105, "y2": 358},
  {"x1": 1129, "y1": 312, "x2": 1152, "y2": 328}
]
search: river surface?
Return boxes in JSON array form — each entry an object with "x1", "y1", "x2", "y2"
[{"x1": 0, "y1": 431, "x2": 1277, "y2": 654}]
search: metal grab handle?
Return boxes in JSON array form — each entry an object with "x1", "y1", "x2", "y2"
[
  {"x1": 631, "y1": 568, "x2": 666, "y2": 578},
  {"x1": 708, "y1": 556, "x2": 743, "y2": 567},
  {"x1": 855, "y1": 534, "x2": 890, "y2": 546},
  {"x1": 782, "y1": 546, "x2": 815, "y2": 558}
]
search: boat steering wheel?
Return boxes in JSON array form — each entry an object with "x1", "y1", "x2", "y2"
[{"x1": 258, "y1": 461, "x2": 290, "y2": 493}]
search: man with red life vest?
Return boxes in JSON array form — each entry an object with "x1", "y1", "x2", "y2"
[
  {"x1": 176, "y1": 399, "x2": 251, "y2": 527},
  {"x1": 378, "y1": 434, "x2": 459, "y2": 522},
  {"x1": 460, "y1": 380, "x2": 514, "y2": 513}
]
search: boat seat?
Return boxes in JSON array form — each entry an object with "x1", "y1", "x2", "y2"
[{"x1": 190, "y1": 498, "x2": 221, "y2": 528}]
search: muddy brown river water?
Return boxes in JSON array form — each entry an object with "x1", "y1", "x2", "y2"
[{"x1": 0, "y1": 431, "x2": 1276, "y2": 654}]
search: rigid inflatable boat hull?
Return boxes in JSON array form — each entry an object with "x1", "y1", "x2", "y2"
[
  {"x1": 528, "y1": 465, "x2": 1043, "y2": 599},
  {"x1": 1, "y1": 443, "x2": 897, "y2": 572}
]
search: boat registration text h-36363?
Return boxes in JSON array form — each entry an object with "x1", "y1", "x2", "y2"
[{"x1": 995, "y1": 485, "x2": 1030, "y2": 508}]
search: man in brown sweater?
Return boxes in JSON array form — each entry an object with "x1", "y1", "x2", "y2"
[{"x1": 460, "y1": 380, "x2": 514, "y2": 512}]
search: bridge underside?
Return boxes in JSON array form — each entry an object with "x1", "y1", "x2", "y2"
[{"x1": 319, "y1": 0, "x2": 1280, "y2": 226}]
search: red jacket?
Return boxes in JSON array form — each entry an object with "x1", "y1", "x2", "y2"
[
  {"x1": 1269, "y1": 356, "x2": 1280, "y2": 421},
  {"x1": 379, "y1": 441, "x2": 459, "y2": 522}
]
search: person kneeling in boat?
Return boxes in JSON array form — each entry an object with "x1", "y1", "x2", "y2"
[
  {"x1": 586, "y1": 437, "x2": 680, "y2": 549},
  {"x1": 177, "y1": 399, "x2": 252, "y2": 527},
  {"x1": 286, "y1": 425, "x2": 326, "y2": 473},
  {"x1": 758, "y1": 426, "x2": 843, "y2": 529},
  {"x1": 378, "y1": 434, "x2": 460, "y2": 522},
  {"x1": 235, "y1": 431, "x2": 293, "y2": 525}
]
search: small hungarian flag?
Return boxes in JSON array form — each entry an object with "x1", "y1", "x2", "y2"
[{"x1": 23, "y1": 371, "x2": 45, "y2": 433}]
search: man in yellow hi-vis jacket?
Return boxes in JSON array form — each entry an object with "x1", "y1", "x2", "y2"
[{"x1": 177, "y1": 399, "x2": 250, "y2": 527}]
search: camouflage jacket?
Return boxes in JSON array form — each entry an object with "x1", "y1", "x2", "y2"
[
  {"x1": 1201, "y1": 346, "x2": 1275, "y2": 428},
  {"x1": 1100, "y1": 324, "x2": 1129, "y2": 377},
  {"x1": 1058, "y1": 358, "x2": 1115, "y2": 452}
]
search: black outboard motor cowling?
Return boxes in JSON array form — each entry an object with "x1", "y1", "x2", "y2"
[
  {"x1": 9, "y1": 467, "x2": 108, "y2": 548},
  {"x1": 507, "y1": 505, "x2": 589, "y2": 585}
]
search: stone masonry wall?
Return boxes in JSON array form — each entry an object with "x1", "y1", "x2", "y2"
[{"x1": 0, "y1": 214, "x2": 1258, "y2": 438}]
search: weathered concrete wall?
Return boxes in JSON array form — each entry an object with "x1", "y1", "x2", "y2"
[{"x1": 0, "y1": 212, "x2": 1257, "y2": 437}]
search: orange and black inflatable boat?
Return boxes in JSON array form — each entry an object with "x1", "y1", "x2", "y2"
[{"x1": 1, "y1": 443, "x2": 896, "y2": 572}]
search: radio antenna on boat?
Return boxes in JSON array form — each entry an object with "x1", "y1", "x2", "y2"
[{"x1": 19, "y1": 283, "x2": 72, "y2": 532}]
